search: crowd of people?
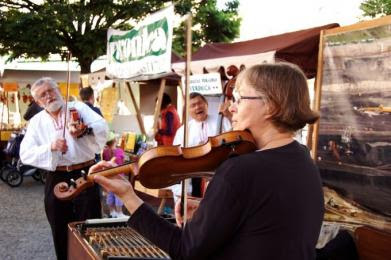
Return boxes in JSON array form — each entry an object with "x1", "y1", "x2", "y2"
[{"x1": 19, "y1": 62, "x2": 324, "y2": 260}]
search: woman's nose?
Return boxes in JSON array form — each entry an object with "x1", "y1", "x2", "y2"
[{"x1": 229, "y1": 101, "x2": 236, "y2": 113}]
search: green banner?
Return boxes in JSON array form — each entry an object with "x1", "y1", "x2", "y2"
[{"x1": 107, "y1": 6, "x2": 173, "y2": 79}]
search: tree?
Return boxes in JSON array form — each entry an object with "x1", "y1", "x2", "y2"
[
  {"x1": 360, "y1": 0, "x2": 391, "y2": 17},
  {"x1": 0, "y1": 0, "x2": 241, "y2": 74}
]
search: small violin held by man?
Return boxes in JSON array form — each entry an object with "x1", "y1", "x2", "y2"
[{"x1": 67, "y1": 107, "x2": 88, "y2": 137}]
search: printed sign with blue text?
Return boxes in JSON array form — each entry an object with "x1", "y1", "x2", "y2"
[{"x1": 182, "y1": 73, "x2": 222, "y2": 95}]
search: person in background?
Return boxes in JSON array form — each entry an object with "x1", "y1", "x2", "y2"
[
  {"x1": 171, "y1": 92, "x2": 231, "y2": 200},
  {"x1": 92, "y1": 62, "x2": 324, "y2": 260},
  {"x1": 79, "y1": 86, "x2": 102, "y2": 116},
  {"x1": 80, "y1": 86, "x2": 103, "y2": 162},
  {"x1": 101, "y1": 132, "x2": 127, "y2": 218},
  {"x1": 23, "y1": 100, "x2": 43, "y2": 121},
  {"x1": 23, "y1": 84, "x2": 43, "y2": 121},
  {"x1": 19, "y1": 77, "x2": 108, "y2": 260},
  {"x1": 155, "y1": 93, "x2": 181, "y2": 146}
]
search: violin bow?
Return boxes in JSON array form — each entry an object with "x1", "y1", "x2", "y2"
[{"x1": 62, "y1": 51, "x2": 72, "y2": 138}]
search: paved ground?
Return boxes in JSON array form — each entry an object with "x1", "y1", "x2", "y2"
[
  {"x1": 0, "y1": 174, "x2": 174, "y2": 260},
  {"x1": 0, "y1": 177, "x2": 55, "y2": 260}
]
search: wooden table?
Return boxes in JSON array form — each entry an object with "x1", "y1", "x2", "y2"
[{"x1": 134, "y1": 181, "x2": 173, "y2": 214}]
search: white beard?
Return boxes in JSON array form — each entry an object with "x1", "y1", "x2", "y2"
[{"x1": 46, "y1": 100, "x2": 63, "y2": 112}]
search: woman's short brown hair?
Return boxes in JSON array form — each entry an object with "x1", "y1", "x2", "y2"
[{"x1": 236, "y1": 62, "x2": 319, "y2": 132}]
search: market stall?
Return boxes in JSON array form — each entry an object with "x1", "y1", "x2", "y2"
[
  {"x1": 0, "y1": 58, "x2": 81, "y2": 138},
  {"x1": 172, "y1": 23, "x2": 339, "y2": 78}
]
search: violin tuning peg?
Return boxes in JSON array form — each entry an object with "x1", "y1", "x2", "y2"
[
  {"x1": 81, "y1": 170, "x2": 87, "y2": 180},
  {"x1": 69, "y1": 178, "x2": 77, "y2": 188},
  {"x1": 228, "y1": 144, "x2": 239, "y2": 157}
]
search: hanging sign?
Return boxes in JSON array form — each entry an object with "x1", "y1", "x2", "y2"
[
  {"x1": 3, "y1": 82, "x2": 19, "y2": 92},
  {"x1": 182, "y1": 73, "x2": 222, "y2": 95},
  {"x1": 58, "y1": 82, "x2": 80, "y2": 98},
  {"x1": 107, "y1": 5, "x2": 174, "y2": 79}
]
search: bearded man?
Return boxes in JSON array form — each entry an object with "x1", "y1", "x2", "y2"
[{"x1": 20, "y1": 77, "x2": 108, "y2": 260}]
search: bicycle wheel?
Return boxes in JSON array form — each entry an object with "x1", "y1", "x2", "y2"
[
  {"x1": 0, "y1": 166, "x2": 12, "y2": 182},
  {"x1": 32, "y1": 171, "x2": 41, "y2": 181},
  {"x1": 40, "y1": 171, "x2": 47, "y2": 184},
  {"x1": 6, "y1": 170, "x2": 23, "y2": 187}
]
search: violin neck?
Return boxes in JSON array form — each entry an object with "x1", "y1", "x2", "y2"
[{"x1": 88, "y1": 163, "x2": 135, "y2": 181}]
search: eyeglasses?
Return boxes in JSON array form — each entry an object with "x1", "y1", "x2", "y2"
[
  {"x1": 232, "y1": 89, "x2": 264, "y2": 105},
  {"x1": 37, "y1": 88, "x2": 56, "y2": 100}
]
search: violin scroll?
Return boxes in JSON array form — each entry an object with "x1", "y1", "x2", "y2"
[
  {"x1": 227, "y1": 65, "x2": 240, "y2": 77},
  {"x1": 54, "y1": 178, "x2": 94, "y2": 200},
  {"x1": 54, "y1": 163, "x2": 136, "y2": 201}
]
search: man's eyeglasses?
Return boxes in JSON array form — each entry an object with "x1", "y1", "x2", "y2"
[
  {"x1": 232, "y1": 89, "x2": 264, "y2": 105},
  {"x1": 37, "y1": 88, "x2": 56, "y2": 100}
]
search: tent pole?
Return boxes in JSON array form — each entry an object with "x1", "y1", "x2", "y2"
[
  {"x1": 306, "y1": 79, "x2": 316, "y2": 150},
  {"x1": 311, "y1": 29, "x2": 326, "y2": 160},
  {"x1": 181, "y1": 13, "x2": 192, "y2": 225},
  {"x1": 0, "y1": 92, "x2": 4, "y2": 130},
  {"x1": 126, "y1": 81, "x2": 146, "y2": 136},
  {"x1": 15, "y1": 91, "x2": 20, "y2": 127},
  {"x1": 152, "y1": 78, "x2": 166, "y2": 135},
  {"x1": 177, "y1": 80, "x2": 186, "y2": 123},
  {"x1": 6, "y1": 92, "x2": 9, "y2": 126}
]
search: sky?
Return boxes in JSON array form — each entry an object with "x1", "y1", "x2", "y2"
[
  {"x1": 218, "y1": 0, "x2": 365, "y2": 41},
  {"x1": 0, "y1": 0, "x2": 368, "y2": 74}
]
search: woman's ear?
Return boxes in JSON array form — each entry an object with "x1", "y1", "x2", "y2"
[{"x1": 263, "y1": 102, "x2": 275, "y2": 120}]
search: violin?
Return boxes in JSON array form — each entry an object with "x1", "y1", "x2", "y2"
[
  {"x1": 68, "y1": 108, "x2": 87, "y2": 133},
  {"x1": 54, "y1": 130, "x2": 257, "y2": 200}
]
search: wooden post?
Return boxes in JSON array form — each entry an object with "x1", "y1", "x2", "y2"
[
  {"x1": 6, "y1": 92, "x2": 9, "y2": 125},
  {"x1": 14, "y1": 91, "x2": 20, "y2": 126},
  {"x1": 178, "y1": 80, "x2": 185, "y2": 123},
  {"x1": 126, "y1": 81, "x2": 146, "y2": 136},
  {"x1": 152, "y1": 78, "x2": 166, "y2": 135},
  {"x1": 0, "y1": 91, "x2": 4, "y2": 130},
  {"x1": 311, "y1": 29, "x2": 325, "y2": 160},
  {"x1": 181, "y1": 13, "x2": 192, "y2": 225},
  {"x1": 306, "y1": 79, "x2": 316, "y2": 150}
]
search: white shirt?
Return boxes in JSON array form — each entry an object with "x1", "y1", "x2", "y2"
[
  {"x1": 173, "y1": 114, "x2": 231, "y2": 147},
  {"x1": 20, "y1": 101, "x2": 108, "y2": 171},
  {"x1": 170, "y1": 114, "x2": 232, "y2": 200}
]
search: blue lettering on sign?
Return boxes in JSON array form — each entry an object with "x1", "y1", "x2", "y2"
[{"x1": 190, "y1": 85, "x2": 212, "y2": 91}]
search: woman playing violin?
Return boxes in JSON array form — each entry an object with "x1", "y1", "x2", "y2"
[{"x1": 92, "y1": 62, "x2": 324, "y2": 260}]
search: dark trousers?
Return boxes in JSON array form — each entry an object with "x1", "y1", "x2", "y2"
[
  {"x1": 44, "y1": 166, "x2": 101, "y2": 260},
  {"x1": 191, "y1": 177, "x2": 202, "y2": 197}
]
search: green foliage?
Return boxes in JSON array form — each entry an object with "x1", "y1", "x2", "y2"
[
  {"x1": 360, "y1": 0, "x2": 391, "y2": 17},
  {"x1": 0, "y1": 0, "x2": 241, "y2": 73},
  {"x1": 173, "y1": 0, "x2": 241, "y2": 55}
]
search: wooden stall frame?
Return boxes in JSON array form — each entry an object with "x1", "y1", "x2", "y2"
[
  {"x1": 125, "y1": 81, "x2": 147, "y2": 136},
  {"x1": 152, "y1": 78, "x2": 167, "y2": 135}
]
